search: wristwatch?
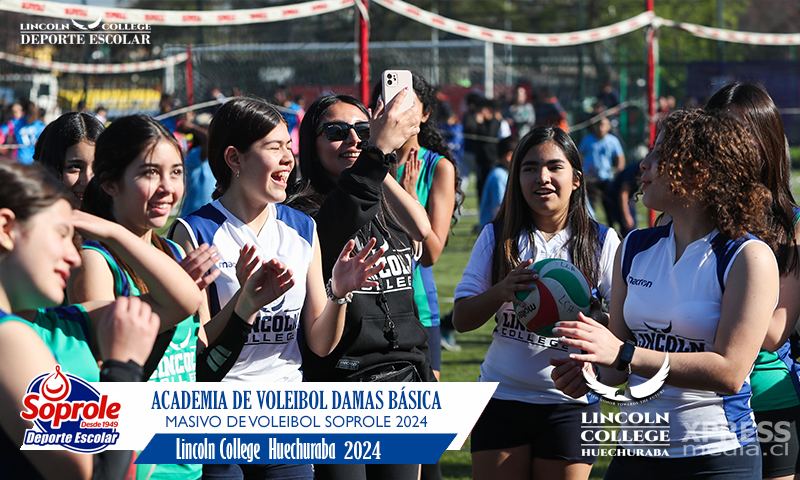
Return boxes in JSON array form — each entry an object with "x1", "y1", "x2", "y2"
[
  {"x1": 326, "y1": 278, "x2": 353, "y2": 305},
  {"x1": 357, "y1": 140, "x2": 398, "y2": 164},
  {"x1": 616, "y1": 339, "x2": 636, "y2": 372}
]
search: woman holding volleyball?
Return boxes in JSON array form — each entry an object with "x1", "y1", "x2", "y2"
[
  {"x1": 551, "y1": 109, "x2": 779, "y2": 479},
  {"x1": 453, "y1": 126, "x2": 620, "y2": 480}
]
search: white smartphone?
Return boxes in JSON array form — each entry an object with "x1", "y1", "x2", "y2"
[{"x1": 381, "y1": 70, "x2": 414, "y2": 112}]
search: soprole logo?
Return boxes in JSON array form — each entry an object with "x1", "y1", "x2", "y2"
[
  {"x1": 583, "y1": 354, "x2": 670, "y2": 405},
  {"x1": 21, "y1": 366, "x2": 121, "y2": 453}
]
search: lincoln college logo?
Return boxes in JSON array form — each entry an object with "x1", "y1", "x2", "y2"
[{"x1": 21, "y1": 366, "x2": 121, "y2": 453}]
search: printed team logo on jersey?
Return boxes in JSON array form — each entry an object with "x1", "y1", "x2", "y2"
[
  {"x1": 627, "y1": 276, "x2": 653, "y2": 288},
  {"x1": 632, "y1": 322, "x2": 706, "y2": 353},
  {"x1": 150, "y1": 322, "x2": 197, "y2": 382},
  {"x1": 353, "y1": 238, "x2": 414, "y2": 294},
  {"x1": 248, "y1": 306, "x2": 300, "y2": 345},
  {"x1": 21, "y1": 366, "x2": 121, "y2": 453},
  {"x1": 495, "y1": 309, "x2": 568, "y2": 350}
]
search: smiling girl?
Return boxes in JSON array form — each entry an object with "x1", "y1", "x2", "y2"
[
  {"x1": 33, "y1": 112, "x2": 104, "y2": 204},
  {"x1": 551, "y1": 110, "x2": 779, "y2": 479},
  {"x1": 68, "y1": 115, "x2": 205, "y2": 480},
  {"x1": 285, "y1": 91, "x2": 433, "y2": 480},
  {"x1": 0, "y1": 161, "x2": 163, "y2": 480},
  {"x1": 453, "y1": 126, "x2": 620, "y2": 480},
  {"x1": 171, "y1": 97, "x2": 387, "y2": 480}
]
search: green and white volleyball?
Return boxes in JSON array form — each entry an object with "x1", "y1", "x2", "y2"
[{"x1": 513, "y1": 259, "x2": 592, "y2": 336}]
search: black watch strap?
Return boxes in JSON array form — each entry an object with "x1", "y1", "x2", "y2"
[
  {"x1": 357, "y1": 141, "x2": 398, "y2": 164},
  {"x1": 616, "y1": 339, "x2": 636, "y2": 372}
]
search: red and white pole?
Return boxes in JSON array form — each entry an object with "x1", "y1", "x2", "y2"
[
  {"x1": 645, "y1": 0, "x2": 657, "y2": 226},
  {"x1": 186, "y1": 44, "x2": 194, "y2": 106},
  {"x1": 358, "y1": 0, "x2": 370, "y2": 105},
  {"x1": 646, "y1": 0, "x2": 656, "y2": 148}
]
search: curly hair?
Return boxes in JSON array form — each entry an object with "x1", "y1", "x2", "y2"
[{"x1": 658, "y1": 109, "x2": 773, "y2": 243}]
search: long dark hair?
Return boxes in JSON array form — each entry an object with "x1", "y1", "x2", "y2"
[
  {"x1": 291, "y1": 94, "x2": 368, "y2": 207},
  {"x1": 82, "y1": 115, "x2": 183, "y2": 293},
  {"x1": 491, "y1": 126, "x2": 600, "y2": 288},
  {"x1": 705, "y1": 82, "x2": 799, "y2": 275},
  {"x1": 0, "y1": 161, "x2": 71, "y2": 256},
  {"x1": 207, "y1": 97, "x2": 288, "y2": 200},
  {"x1": 286, "y1": 94, "x2": 412, "y2": 244},
  {"x1": 33, "y1": 112, "x2": 104, "y2": 179}
]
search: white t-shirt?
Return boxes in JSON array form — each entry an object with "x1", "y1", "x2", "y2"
[
  {"x1": 176, "y1": 200, "x2": 315, "y2": 383},
  {"x1": 454, "y1": 223, "x2": 619, "y2": 404},
  {"x1": 619, "y1": 224, "x2": 773, "y2": 457}
]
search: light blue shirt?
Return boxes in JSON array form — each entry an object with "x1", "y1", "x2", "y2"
[
  {"x1": 479, "y1": 166, "x2": 509, "y2": 228},
  {"x1": 578, "y1": 133, "x2": 623, "y2": 181}
]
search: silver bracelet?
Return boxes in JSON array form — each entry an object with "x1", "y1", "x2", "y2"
[{"x1": 326, "y1": 278, "x2": 353, "y2": 305}]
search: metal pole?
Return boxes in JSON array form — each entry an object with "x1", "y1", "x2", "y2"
[
  {"x1": 81, "y1": 0, "x2": 88, "y2": 107},
  {"x1": 646, "y1": 0, "x2": 657, "y2": 226},
  {"x1": 358, "y1": 0, "x2": 370, "y2": 105},
  {"x1": 485, "y1": 41, "x2": 494, "y2": 99},
  {"x1": 578, "y1": 0, "x2": 586, "y2": 105},
  {"x1": 186, "y1": 44, "x2": 194, "y2": 106},
  {"x1": 717, "y1": 0, "x2": 724, "y2": 66},
  {"x1": 504, "y1": 0, "x2": 512, "y2": 87},
  {"x1": 432, "y1": 1, "x2": 439, "y2": 86},
  {"x1": 646, "y1": 0, "x2": 656, "y2": 148}
]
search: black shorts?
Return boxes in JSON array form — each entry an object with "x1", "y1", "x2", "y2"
[
  {"x1": 605, "y1": 445, "x2": 761, "y2": 480},
  {"x1": 470, "y1": 397, "x2": 600, "y2": 463},
  {"x1": 755, "y1": 405, "x2": 800, "y2": 478}
]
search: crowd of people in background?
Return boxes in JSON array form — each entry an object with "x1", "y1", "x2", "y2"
[{"x1": 1, "y1": 76, "x2": 799, "y2": 480}]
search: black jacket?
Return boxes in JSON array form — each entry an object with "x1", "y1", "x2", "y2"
[{"x1": 292, "y1": 148, "x2": 435, "y2": 383}]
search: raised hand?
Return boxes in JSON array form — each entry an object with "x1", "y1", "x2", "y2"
[
  {"x1": 330, "y1": 238, "x2": 386, "y2": 299},
  {"x1": 370, "y1": 90, "x2": 421, "y2": 155},
  {"x1": 179, "y1": 243, "x2": 221, "y2": 290},
  {"x1": 235, "y1": 244, "x2": 260, "y2": 285},
  {"x1": 235, "y1": 259, "x2": 295, "y2": 319},
  {"x1": 399, "y1": 149, "x2": 421, "y2": 199},
  {"x1": 491, "y1": 259, "x2": 538, "y2": 307},
  {"x1": 97, "y1": 296, "x2": 160, "y2": 366},
  {"x1": 551, "y1": 312, "x2": 624, "y2": 368}
]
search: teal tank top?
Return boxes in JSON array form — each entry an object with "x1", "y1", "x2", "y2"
[
  {"x1": 82, "y1": 238, "x2": 201, "y2": 480},
  {"x1": 0, "y1": 306, "x2": 99, "y2": 382},
  {"x1": 750, "y1": 207, "x2": 800, "y2": 412},
  {"x1": 396, "y1": 147, "x2": 443, "y2": 328}
]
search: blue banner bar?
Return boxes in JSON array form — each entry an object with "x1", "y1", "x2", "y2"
[{"x1": 137, "y1": 433, "x2": 456, "y2": 464}]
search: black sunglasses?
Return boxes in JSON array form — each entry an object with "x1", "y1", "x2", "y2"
[{"x1": 316, "y1": 121, "x2": 370, "y2": 142}]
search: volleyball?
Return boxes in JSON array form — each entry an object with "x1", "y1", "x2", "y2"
[{"x1": 513, "y1": 259, "x2": 592, "y2": 336}]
